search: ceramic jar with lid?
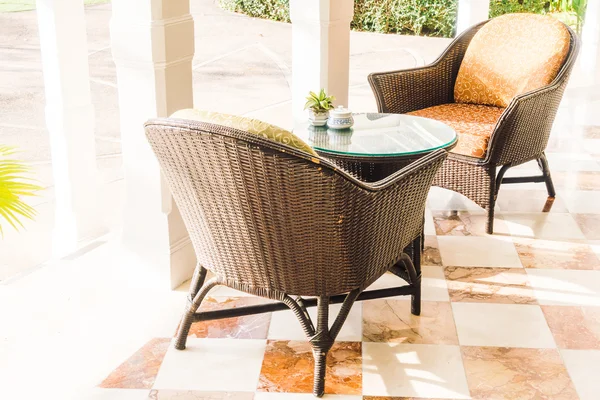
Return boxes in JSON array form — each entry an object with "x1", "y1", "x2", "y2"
[{"x1": 327, "y1": 106, "x2": 354, "y2": 129}]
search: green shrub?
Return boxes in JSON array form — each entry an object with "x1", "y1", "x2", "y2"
[
  {"x1": 220, "y1": 0, "x2": 586, "y2": 37},
  {"x1": 220, "y1": 0, "x2": 290, "y2": 22},
  {"x1": 352, "y1": 0, "x2": 457, "y2": 37}
]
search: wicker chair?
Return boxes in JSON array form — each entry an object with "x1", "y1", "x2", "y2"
[
  {"x1": 368, "y1": 15, "x2": 580, "y2": 233},
  {"x1": 145, "y1": 117, "x2": 447, "y2": 397}
]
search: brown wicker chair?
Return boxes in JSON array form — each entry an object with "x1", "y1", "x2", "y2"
[
  {"x1": 368, "y1": 16, "x2": 580, "y2": 233},
  {"x1": 145, "y1": 117, "x2": 447, "y2": 397}
]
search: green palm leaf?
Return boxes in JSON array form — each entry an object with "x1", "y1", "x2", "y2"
[{"x1": 0, "y1": 145, "x2": 41, "y2": 235}]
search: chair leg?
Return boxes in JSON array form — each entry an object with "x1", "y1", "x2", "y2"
[
  {"x1": 174, "y1": 274, "x2": 218, "y2": 350},
  {"x1": 311, "y1": 297, "x2": 332, "y2": 397},
  {"x1": 486, "y1": 167, "x2": 499, "y2": 235},
  {"x1": 537, "y1": 153, "x2": 556, "y2": 198}
]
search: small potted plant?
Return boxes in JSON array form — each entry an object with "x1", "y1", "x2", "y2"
[{"x1": 304, "y1": 89, "x2": 334, "y2": 126}]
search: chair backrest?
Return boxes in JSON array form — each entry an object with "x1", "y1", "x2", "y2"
[
  {"x1": 145, "y1": 118, "x2": 444, "y2": 297},
  {"x1": 454, "y1": 13, "x2": 572, "y2": 108}
]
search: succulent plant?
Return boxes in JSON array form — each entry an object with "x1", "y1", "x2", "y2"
[{"x1": 304, "y1": 89, "x2": 335, "y2": 114}]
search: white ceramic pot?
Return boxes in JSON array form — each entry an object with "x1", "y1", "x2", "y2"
[
  {"x1": 327, "y1": 106, "x2": 354, "y2": 129},
  {"x1": 308, "y1": 109, "x2": 329, "y2": 126}
]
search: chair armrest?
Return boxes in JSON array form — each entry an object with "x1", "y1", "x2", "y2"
[
  {"x1": 485, "y1": 34, "x2": 580, "y2": 166},
  {"x1": 367, "y1": 22, "x2": 485, "y2": 114}
]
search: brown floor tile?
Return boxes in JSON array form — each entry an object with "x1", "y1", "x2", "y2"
[
  {"x1": 100, "y1": 338, "x2": 170, "y2": 389},
  {"x1": 185, "y1": 296, "x2": 272, "y2": 339},
  {"x1": 257, "y1": 340, "x2": 361, "y2": 395},
  {"x1": 432, "y1": 211, "x2": 501, "y2": 236},
  {"x1": 423, "y1": 235, "x2": 442, "y2": 266},
  {"x1": 149, "y1": 390, "x2": 253, "y2": 399},
  {"x1": 542, "y1": 305, "x2": 600, "y2": 349},
  {"x1": 362, "y1": 300, "x2": 458, "y2": 344},
  {"x1": 444, "y1": 267, "x2": 537, "y2": 304},
  {"x1": 461, "y1": 347, "x2": 578, "y2": 400},
  {"x1": 573, "y1": 214, "x2": 600, "y2": 240},
  {"x1": 514, "y1": 238, "x2": 600, "y2": 270}
]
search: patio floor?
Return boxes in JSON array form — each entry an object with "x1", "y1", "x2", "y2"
[{"x1": 2, "y1": 1, "x2": 600, "y2": 400}]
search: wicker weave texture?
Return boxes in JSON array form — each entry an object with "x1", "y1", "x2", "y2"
[{"x1": 145, "y1": 119, "x2": 447, "y2": 297}]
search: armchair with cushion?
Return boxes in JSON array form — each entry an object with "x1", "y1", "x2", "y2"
[
  {"x1": 145, "y1": 111, "x2": 447, "y2": 397},
  {"x1": 368, "y1": 13, "x2": 580, "y2": 233}
]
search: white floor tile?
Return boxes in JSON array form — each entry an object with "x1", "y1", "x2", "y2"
[
  {"x1": 452, "y1": 303, "x2": 556, "y2": 348},
  {"x1": 437, "y1": 236, "x2": 522, "y2": 268},
  {"x1": 362, "y1": 343, "x2": 470, "y2": 398},
  {"x1": 153, "y1": 338, "x2": 266, "y2": 391},
  {"x1": 526, "y1": 269, "x2": 600, "y2": 306},
  {"x1": 427, "y1": 187, "x2": 489, "y2": 212},
  {"x1": 267, "y1": 302, "x2": 362, "y2": 341},
  {"x1": 366, "y1": 266, "x2": 449, "y2": 302},
  {"x1": 254, "y1": 394, "x2": 361, "y2": 400},
  {"x1": 79, "y1": 389, "x2": 150, "y2": 400},
  {"x1": 499, "y1": 213, "x2": 586, "y2": 240},
  {"x1": 561, "y1": 349, "x2": 600, "y2": 400},
  {"x1": 563, "y1": 191, "x2": 600, "y2": 214}
]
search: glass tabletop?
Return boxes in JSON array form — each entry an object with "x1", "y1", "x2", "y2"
[{"x1": 294, "y1": 113, "x2": 457, "y2": 158}]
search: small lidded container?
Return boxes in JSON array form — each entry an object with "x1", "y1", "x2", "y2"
[{"x1": 327, "y1": 106, "x2": 354, "y2": 129}]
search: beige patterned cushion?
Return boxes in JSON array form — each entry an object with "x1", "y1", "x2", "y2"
[
  {"x1": 171, "y1": 109, "x2": 318, "y2": 157},
  {"x1": 408, "y1": 103, "x2": 505, "y2": 159},
  {"x1": 454, "y1": 13, "x2": 570, "y2": 108}
]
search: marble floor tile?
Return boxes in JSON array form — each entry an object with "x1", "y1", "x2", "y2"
[
  {"x1": 513, "y1": 238, "x2": 600, "y2": 270},
  {"x1": 563, "y1": 191, "x2": 600, "y2": 213},
  {"x1": 427, "y1": 187, "x2": 490, "y2": 212},
  {"x1": 423, "y1": 235, "x2": 443, "y2": 267},
  {"x1": 362, "y1": 343, "x2": 470, "y2": 398},
  {"x1": 424, "y1": 209, "x2": 436, "y2": 236},
  {"x1": 444, "y1": 267, "x2": 536, "y2": 304},
  {"x1": 526, "y1": 269, "x2": 600, "y2": 306},
  {"x1": 553, "y1": 171, "x2": 600, "y2": 191},
  {"x1": 544, "y1": 152, "x2": 600, "y2": 172},
  {"x1": 367, "y1": 267, "x2": 449, "y2": 302},
  {"x1": 148, "y1": 391, "x2": 254, "y2": 400},
  {"x1": 152, "y1": 338, "x2": 266, "y2": 391},
  {"x1": 363, "y1": 398, "x2": 461, "y2": 400},
  {"x1": 432, "y1": 211, "x2": 507, "y2": 236},
  {"x1": 100, "y1": 338, "x2": 171, "y2": 389},
  {"x1": 461, "y1": 347, "x2": 578, "y2": 400},
  {"x1": 573, "y1": 213, "x2": 600, "y2": 240},
  {"x1": 452, "y1": 303, "x2": 555, "y2": 348},
  {"x1": 186, "y1": 296, "x2": 272, "y2": 339},
  {"x1": 257, "y1": 341, "x2": 361, "y2": 395},
  {"x1": 542, "y1": 306, "x2": 600, "y2": 349},
  {"x1": 254, "y1": 394, "x2": 361, "y2": 399},
  {"x1": 267, "y1": 302, "x2": 362, "y2": 341},
  {"x1": 82, "y1": 388, "x2": 151, "y2": 400},
  {"x1": 495, "y1": 190, "x2": 569, "y2": 213},
  {"x1": 362, "y1": 300, "x2": 458, "y2": 344},
  {"x1": 561, "y1": 349, "x2": 600, "y2": 400},
  {"x1": 437, "y1": 236, "x2": 522, "y2": 268},
  {"x1": 498, "y1": 213, "x2": 586, "y2": 241}
]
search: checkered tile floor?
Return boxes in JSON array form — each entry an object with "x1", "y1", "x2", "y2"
[{"x1": 93, "y1": 149, "x2": 600, "y2": 399}]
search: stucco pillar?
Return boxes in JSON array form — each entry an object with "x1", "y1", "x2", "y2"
[
  {"x1": 581, "y1": 0, "x2": 600, "y2": 82},
  {"x1": 36, "y1": 0, "x2": 103, "y2": 256},
  {"x1": 456, "y1": 0, "x2": 490, "y2": 35},
  {"x1": 290, "y1": 0, "x2": 354, "y2": 121},
  {"x1": 110, "y1": 0, "x2": 196, "y2": 288}
]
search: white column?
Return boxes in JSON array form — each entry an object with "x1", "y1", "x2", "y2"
[
  {"x1": 580, "y1": 0, "x2": 600, "y2": 82},
  {"x1": 110, "y1": 0, "x2": 196, "y2": 288},
  {"x1": 456, "y1": 0, "x2": 490, "y2": 35},
  {"x1": 290, "y1": 0, "x2": 354, "y2": 121},
  {"x1": 36, "y1": 0, "x2": 103, "y2": 257}
]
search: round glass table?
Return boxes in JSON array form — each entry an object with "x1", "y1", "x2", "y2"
[{"x1": 295, "y1": 113, "x2": 457, "y2": 182}]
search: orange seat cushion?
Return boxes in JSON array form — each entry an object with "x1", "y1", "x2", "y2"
[
  {"x1": 454, "y1": 13, "x2": 571, "y2": 108},
  {"x1": 407, "y1": 103, "x2": 505, "y2": 159}
]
